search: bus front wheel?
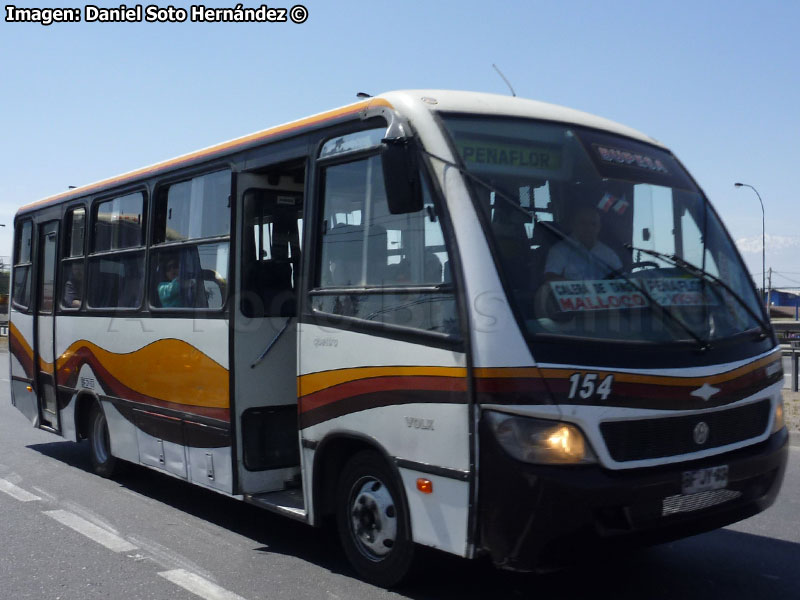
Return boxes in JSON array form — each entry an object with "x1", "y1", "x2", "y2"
[
  {"x1": 88, "y1": 403, "x2": 118, "y2": 478},
  {"x1": 336, "y1": 450, "x2": 415, "y2": 587}
]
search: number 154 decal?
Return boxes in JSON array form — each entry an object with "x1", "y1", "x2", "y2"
[{"x1": 567, "y1": 373, "x2": 614, "y2": 401}]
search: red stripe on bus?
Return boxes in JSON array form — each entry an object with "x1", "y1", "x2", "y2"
[{"x1": 299, "y1": 375, "x2": 468, "y2": 414}]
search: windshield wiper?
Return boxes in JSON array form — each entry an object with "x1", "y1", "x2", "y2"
[
  {"x1": 625, "y1": 244, "x2": 770, "y2": 339},
  {"x1": 421, "y1": 149, "x2": 713, "y2": 350}
]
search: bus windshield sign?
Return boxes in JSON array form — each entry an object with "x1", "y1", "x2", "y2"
[
  {"x1": 550, "y1": 277, "x2": 718, "y2": 313},
  {"x1": 594, "y1": 144, "x2": 669, "y2": 175},
  {"x1": 455, "y1": 138, "x2": 562, "y2": 175}
]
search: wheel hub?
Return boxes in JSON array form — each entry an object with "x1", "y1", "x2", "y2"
[{"x1": 349, "y1": 477, "x2": 397, "y2": 560}]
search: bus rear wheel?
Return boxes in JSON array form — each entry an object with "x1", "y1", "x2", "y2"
[
  {"x1": 336, "y1": 450, "x2": 415, "y2": 587},
  {"x1": 88, "y1": 403, "x2": 118, "y2": 478}
]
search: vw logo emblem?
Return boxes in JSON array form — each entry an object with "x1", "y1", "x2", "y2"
[{"x1": 693, "y1": 421, "x2": 710, "y2": 445}]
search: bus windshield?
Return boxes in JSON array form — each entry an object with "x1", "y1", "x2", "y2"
[{"x1": 440, "y1": 115, "x2": 764, "y2": 345}]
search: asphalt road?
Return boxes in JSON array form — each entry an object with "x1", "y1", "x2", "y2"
[{"x1": 1, "y1": 358, "x2": 798, "y2": 599}]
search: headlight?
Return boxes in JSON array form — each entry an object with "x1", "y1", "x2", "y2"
[
  {"x1": 772, "y1": 398, "x2": 785, "y2": 434},
  {"x1": 485, "y1": 411, "x2": 596, "y2": 465}
]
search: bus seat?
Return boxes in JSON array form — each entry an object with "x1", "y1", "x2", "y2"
[
  {"x1": 530, "y1": 221, "x2": 564, "y2": 288},
  {"x1": 323, "y1": 223, "x2": 387, "y2": 287},
  {"x1": 243, "y1": 260, "x2": 295, "y2": 317},
  {"x1": 365, "y1": 224, "x2": 387, "y2": 285},
  {"x1": 119, "y1": 274, "x2": 141, "y2": 308},
  {"x1": 493, "y1": 223, "x2": 532, "y2": 291},
  {"x1": 323, "y1": 224, "x2": 363, "y2": 287},
  {"x1": 259, "y1": 260, "x2": 295, "y2": 317},
  {"x1": 424, "y1": 250, "x2": 443, "y2": 284},
  {"x1": 91, "y1": 272, "x2": 118, "y2": 308}
]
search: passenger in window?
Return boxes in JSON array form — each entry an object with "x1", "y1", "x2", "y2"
[
  {"x1": 544, "y1": 205, "x2": 621, "y2": 281},
  {"x1": 158, "y1": 256, "x2": 193, "y2": 307},
  {"x1": 62, "y1": 264, "x2": 83, "y2": 308}
]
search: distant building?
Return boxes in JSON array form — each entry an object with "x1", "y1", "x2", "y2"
[{"x1": 768, "y1": 288, "x2": 800, "y2": 318}]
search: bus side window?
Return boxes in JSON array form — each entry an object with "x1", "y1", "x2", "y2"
[
  {"x1": 93, "y1": 192, "x2": 144, "y2": 252},
  {"x1": 88, "y1": 192, "x2": 145, "y2": 309},
  {"x1": 61, "y1": 206, "x2": 85, "y2": 310},
  {"x1": 150, "y1": 171, "x2": 231, "y2": 311},
  {"x1": 87, "y1": 254, "x2": 145, "y2": 309},
  {"x1": 12, "y1": 220, "x2": 33, "y2": 310},
  {"x1": 313, "y1": 154, "x2": 458, "y2": 335}
]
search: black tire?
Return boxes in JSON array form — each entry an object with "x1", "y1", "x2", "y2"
[
  {"x1": 88, "y1": 403, "x2": 118, "y2": 478},
  {"x1": 336, "y1": 450, "x2": 415, "y2": 587}
]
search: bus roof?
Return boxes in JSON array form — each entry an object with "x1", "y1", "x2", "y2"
[
  {"x1": 383, "y1": 89, "x2": 660, "y2": 146},
  {"x1": 17, "y1": 90, "x2": 659, "y2": 216}
]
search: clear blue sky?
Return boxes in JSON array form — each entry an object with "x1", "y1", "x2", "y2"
[{"x1": 1, "y1": 0, "x2": 797, "y2": 285}]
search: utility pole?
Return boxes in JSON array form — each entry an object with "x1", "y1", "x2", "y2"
[
  {"x1": 767, "y1": 267, "x2": 772, "y2": 315},
  {"x1": 735, "y1": 183, "x2": 766, "y2": 308}
]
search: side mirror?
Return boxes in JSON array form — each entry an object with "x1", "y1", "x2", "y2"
[{"x1": 382, "y1": 138, "x2": 423, "y2": 214}]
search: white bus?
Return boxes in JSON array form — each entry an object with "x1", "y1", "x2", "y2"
[{"x1": 9, "y1": 91, "x2": 788, "y2": 586}]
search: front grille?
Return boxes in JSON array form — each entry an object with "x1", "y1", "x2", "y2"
[{"x1": 600, "y1": 399, "x2": 771, "y2": 462}]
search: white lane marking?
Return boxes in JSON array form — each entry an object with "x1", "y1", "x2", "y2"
[
  {"x1": 44, "y1": 510, "x2": 137, "y2": 552},
  {"x1": 0, "y1": 478, "x2": 41, "y2": 502},
  {"x1": 159, "y1": 569, "x2": 247, "y2": 600},
  {"x1": 127, "y1": 535, "x2": 214, "y2": 578},
  {"x1": 31, "y1": 487, "x2": 59, "y2": 503},
  {"x1": 61, "y1": 501, "x2": 122, "y2": 534}
]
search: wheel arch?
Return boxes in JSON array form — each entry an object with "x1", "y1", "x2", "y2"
[
  {"x1": 311, "y1": 432, "x2": 410, "y2": 530},
  {"x1": 75, "y1": 391, "x2": 102, "y2": 441}
]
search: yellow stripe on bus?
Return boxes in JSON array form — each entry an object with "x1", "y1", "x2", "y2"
[
  {"x1": 298, "y1": 366, "x2": 467, "y2": 397},
  {"x1": 9, "y1": 322, "x2": 34, "y2": 361},
  {"x1": 56, "y1": 338, "x2": 229, "y2": 408}
]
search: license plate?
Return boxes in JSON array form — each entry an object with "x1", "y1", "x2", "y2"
[{"x1": 681, "y1": 465, "x2": 728, "y2": 495}]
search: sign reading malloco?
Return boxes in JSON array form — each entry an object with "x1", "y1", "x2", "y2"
[{"x1": 550, "y1": 277, "x2": 716, "y2": 312}]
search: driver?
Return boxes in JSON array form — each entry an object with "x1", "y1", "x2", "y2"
[{"x1": 544, "y1": 205, "x2": 621, "y2": 281}]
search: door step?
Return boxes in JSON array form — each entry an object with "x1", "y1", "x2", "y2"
[{"x1": 244, "y1": 488, "x2": 307, "y2": 522}]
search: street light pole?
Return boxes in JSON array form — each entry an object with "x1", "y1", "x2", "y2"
[{"x1": 735, "y1": 182, "x2": 766, "y2": 309}]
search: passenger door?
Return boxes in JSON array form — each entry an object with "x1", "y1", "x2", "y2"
[
  {"x1": 233, "y1": 168, "x2": 305, "y2": 495},
  {"x1": 34, "y1": 221, "x2": 60, "y2": 431}
]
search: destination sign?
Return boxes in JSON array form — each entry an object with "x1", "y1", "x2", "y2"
[
  {"x1": 456, "y1": 139, "x2": 562, "y2": 173},
  {"x1": 594, "y1": 144, "x2": 669, "y2": 174},
  {"x1": 551, "y1": 277, "x2": 717, "y2": 312}
]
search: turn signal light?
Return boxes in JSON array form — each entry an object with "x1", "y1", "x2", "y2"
[
  {"x1": 26, "y1": 386, "x2": 33, "y2": 392},
  {"x1": 416, "y1": 478, "x2": 433, "y2": 494},
  {"x1": 772, "y1": 399, "x2": 785, "y2": 433}
]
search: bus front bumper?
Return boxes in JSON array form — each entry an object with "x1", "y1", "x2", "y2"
[{"x1": 477, "y1": 423, "x2": 789, "y2": 572}]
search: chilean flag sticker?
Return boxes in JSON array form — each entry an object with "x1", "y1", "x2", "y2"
[
  {"x1": 613, "y1": 197, "x2": 630, "y2": 215},
  {"x1": 597, "y1": 192, "x2": 616, "y2": 212}
]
